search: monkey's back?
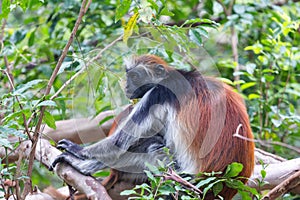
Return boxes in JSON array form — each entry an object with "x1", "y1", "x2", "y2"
[{"x1": 177, "y1": 75, "x2": 255, "y2": 199}]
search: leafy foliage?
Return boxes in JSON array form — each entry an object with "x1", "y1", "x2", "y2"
[
  {"x1": 0, "y1": 0, "x2": 299, "y2": 199},
  {"x1": 120, "y1": 161, "x2": 258, "y2": 199}
]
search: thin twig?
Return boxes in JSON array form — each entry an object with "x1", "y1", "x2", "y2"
[
  {"x1": 233, "y1": 124, "x2": 300, "y2": 154},
  {"x1": 89, "y1": 34, "x2": 123, "y2": 64},
  {"x1": 1, "y1": 69, "x2": 32, "y2": 140},
  {"x1": 216, "y1": 0, "x2": 240, "y2": 87},
  {"x1": 84, "y1": 0, "x2": 92, "y2": 14},
  {"x1": 22, "y1": 0, "x2": 90, "y2": 197},
  {"x1": 50, "y1": 34, "x2": 123, "y2": 100},
  {"x1": 0, "y1": 19, "x2": 7, "y2": 44},
  {"x1": 163, "y1": 168, "x2": 202, "y2": 195}
]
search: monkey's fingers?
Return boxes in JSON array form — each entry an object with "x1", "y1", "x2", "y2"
[
  {"x1": 56, "y1": 139, "x2": 75, "y2": 150},
  {"x1": 50, "y1": 152, "x2": 69, "y2": 170},
  {"x1": 57, "y1": 139, "x2": 83, "y2": 152}
]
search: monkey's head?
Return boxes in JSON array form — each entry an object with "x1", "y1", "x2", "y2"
[{"x1": 124, "y1": 55, "x2": 170, "y2": 99}]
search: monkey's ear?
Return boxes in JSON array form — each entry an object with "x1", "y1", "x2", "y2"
[{"x1": 154, "y1": 64, "x2": 166, "y2": 76}]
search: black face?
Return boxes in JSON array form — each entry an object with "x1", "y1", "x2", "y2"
[{"x1": 125, "y1": 65, "x2": 167, "y2": 99}]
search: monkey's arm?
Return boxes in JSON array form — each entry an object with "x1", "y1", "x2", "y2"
[{"x1": 51, "y1": 97, "x2": 170, "y2": 175}]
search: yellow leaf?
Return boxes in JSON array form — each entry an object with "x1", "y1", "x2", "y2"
[{"x1": 123, "y1": 12, "x2": 139, "y2": 44}]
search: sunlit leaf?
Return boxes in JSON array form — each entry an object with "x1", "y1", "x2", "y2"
[
  {"x1": 241, "y1": 82, "x2": 256, "y2": 91},
  {"x1": 160, "y1": 7, "x2": 174, "y2": 17},
  {"x1": 0, "y1": 0, "x2": 10, "y2": 19},
  {"x1": 224, "y1": 162, "x2": 243, "y2": 178},
  {"x1": 115, "y1": 0, "x2": 132, "y2": 22},
  {"x1": 123, "y1": 12, "x2": 139, "y2": 44},
  {"x1": 195, "y1": 177, "x2": 217, "y2": 188},
  {"x1": 43, "y1": 110, "x2": 56, "y2": 129}
]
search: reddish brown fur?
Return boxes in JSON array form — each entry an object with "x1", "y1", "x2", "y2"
[
  {"x1": 102, "y1": 56, "x2": 255, "y2": 199},
  {"x1": 178, "y1": 78, "x2": 254, "y2": 199}
]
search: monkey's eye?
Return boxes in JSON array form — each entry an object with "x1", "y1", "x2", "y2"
[
  {"x1": 128, "y1": 71, "x2": 139, "y2": 82},
  {"x1": 154, "y1": 64, "x2": 166, "y2": 76}
]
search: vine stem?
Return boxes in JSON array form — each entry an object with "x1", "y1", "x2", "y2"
[
  {"x1": 216, "y1": 0, "x2": 240, "y2": 89},
  {"x1": 21, "y1": 0, "x2": 90, "y2": 197}
]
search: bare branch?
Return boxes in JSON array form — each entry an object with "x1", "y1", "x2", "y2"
[
  {"x1": 254, "y1": 148, "x2": 286, "y2": 164},
  {"x1": 262, "y1": 170, "x2": 300, "y2": 199},
  {"x1": 249, "y1": 158, "x2": 300, "y2": 193},
  {"x1": 234, "y1": 124, "x2": 300, "y2": 154},
  {"x1": 163, "y1": 168, "x2": 202, "y2": 195}
]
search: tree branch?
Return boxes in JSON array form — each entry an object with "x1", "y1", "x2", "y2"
[
  {"x1": 22, "y1": 0, "x2": 90, "y2": 197},
  {"x1": 34, "y1": 139, "x2": 112, "y2": 200},
  {"x1": 262, "y1": 170, "x2": 300, "y2": 199},
  {"x1": 248, "y1": 158, "x2": 300, "y2": 193}
]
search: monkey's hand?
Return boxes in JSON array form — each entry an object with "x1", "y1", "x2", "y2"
[
  {"x1": 56, "y1": 139, "x2": 85, "y2": 159},
  {"x1": 50, "y1": 139, "x2": 104, "y2": 176}
]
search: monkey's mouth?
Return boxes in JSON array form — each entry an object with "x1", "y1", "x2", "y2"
[{"x1": 125, "y1": 83, "x2": 155, "y2": 99}]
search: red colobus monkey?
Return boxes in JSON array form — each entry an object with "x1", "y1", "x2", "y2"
[{"x1": 52, "y1": 55, "x2": 255, "y2": 199}]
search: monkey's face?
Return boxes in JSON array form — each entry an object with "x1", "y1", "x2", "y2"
[{"x1": 125, "y1": 64, "x2": 168, "y2": 99}]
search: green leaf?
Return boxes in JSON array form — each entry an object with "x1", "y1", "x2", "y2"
[
  {"x1": 2, "y1": 109, "x2": 31, "y2": 124},
  {"x1": 115, "y1": 0, "x2": 132, "y2": 22},
  {"x1": 139, "y1": 7, "x2": 153, "y2": 23},
  {"x1": 246, "y1": 63, "x2": 256, "y2": 74},
  {"x1": 10, "y1": 30, "x2": 27, "y2": 44},
  {"x1": 93, "y1": 170, "x2": 110, "y2": 177},
  {"x1": 224, "y1": 162, "x2": 243, "y2": 178},
  {"x1": 271, "y1": 119, "x2": 282, "y2": 127},
  {"x1": 0, "y1": 0, "x2": 10, "y2": 19},
  {"x1": 204, "y1": 0, "x2": 214, "y2": 15},
  {"x1": 145, "y1": 162, "x2": 160, "y2": 174},
  {"x1": 195, "y1": 177, "x2": 217, "y2": 188},
  {"x1": 18, "y1": 0, "x2": 28, "y2": 11},
  {"x1": 212, "y1": 182, "x2": 223, "y2": 196},
  {"x1": 238, "y1": 191, "x2": 252, "y2": 200},
  {"x1": 233, "y1": 4, "x2": 245, "y2": 14},
  {"x1": 181, "y1": 18, "x2": 218, "y2": 28},
  {"x1": 144, "y1": 170, "x2": 155, "y2": 182},
  {"x1": 248, "y1": 93, "x2": 260, "y2": 100},
  {"x1": 99, "y1": 115, "x2": 114, "y2": 126},
  {"x1": 195, "y1": 27, "x2": 208, "y2": 38},
  {"x1": 260, "y1": 169, "x2": 266, "y2": 179},
  {"x1": 28, "y1": 31, "x2": 35, "y2": 46},
  {"x1": 147, "y1": 0, "x2": 159, "y2": 12},
  {"x1": 0, "y1": 126, "x2": 26, "y2": 139},
  {"x1": 244, "y1": 43, "x2": 263, "y2": 54},
  {"x1": 240, "y1": 82, "x2": 256, "y2": 91},
  {"x1": 123, "y1": 12, "x2": 139, "y2": 44},
  {"x1": 189, "y1": 29, "x2": 202, "y2": 46},
  {"x1": 218, "y1": 77, "x2": 234, "y2": 85},
  {"x1": 158, "y1": 185, "x2": 176, "y2": 195},
  {"x1": 264, "y1": 74, "x2": 275, "y2": 82},
  {"x1": 43, "y1": 110, "x2": 56, "y2": 129},
  {"x1": 160, "y1": 7, "x2": 174, "y2": 17},
  {"x1": 58, "y1": 61, "x2": 72, "y2": 75},
  {"x1": 13, "y1": 79, "x2": 45, "y2": 95},
  {"x1": 0, "y1": 138, "x2": 13, "y2": 149},
  {"x1": 202, "y1": 180, "x2": 224, "y2": 199},
  {"x1": 37, "y1": 100, "x2": 57, "y2": 107},
  {"x1": 120, "y1": 189, "x2": 137, "y2": 196}
]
